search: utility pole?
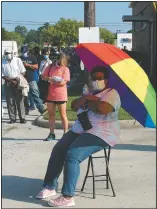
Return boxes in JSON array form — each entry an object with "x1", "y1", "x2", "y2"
[{"x1": 84, "y1": 2, "x2": 96, "y2": 27}]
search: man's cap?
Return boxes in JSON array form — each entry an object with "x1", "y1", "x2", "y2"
[{"x1": 4, "y1": 48, "x2": 12, "y2": 54}]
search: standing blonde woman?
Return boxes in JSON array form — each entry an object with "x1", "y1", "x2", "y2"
[{"x1": 42, "y1": 54, "x2": 70, "y2": 141}]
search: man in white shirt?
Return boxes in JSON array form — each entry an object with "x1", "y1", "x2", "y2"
[{"x1": 2, "y1": 48, "x2": 26, "y2": 124}]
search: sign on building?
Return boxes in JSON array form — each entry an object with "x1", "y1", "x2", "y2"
[
  {"x1": 79, "y1": 27, "x2": 100, "y2": 43},
  {"x1": 117, "y1": 33, "x2": 132, "y2": 51}
]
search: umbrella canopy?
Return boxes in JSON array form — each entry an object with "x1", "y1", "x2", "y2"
[{"x1": 75, "y1": 43, "x2": 156, "y2": 128}]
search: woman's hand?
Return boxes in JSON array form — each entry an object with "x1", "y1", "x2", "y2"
[
  {"x1": 48, "y1": 77, "x2": 55, "y2": 84},
  {"x1": 71, "y1": 96, "x2": 87, "y2": 111}
]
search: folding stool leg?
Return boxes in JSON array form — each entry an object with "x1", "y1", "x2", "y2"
[
  {"x1": 90, "y1": 156, "x2": 96, "y2": 199},
  {"x1": 104, "y1": 148, "x2": 109, "y2": 189},
  {"x1": 81, "y1": 157, "x2": 91, "y2": 191},
  {"x1": 105, "y1": 148, "x2": 116, "y2": 197}
]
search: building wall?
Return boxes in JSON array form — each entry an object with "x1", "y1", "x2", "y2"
[{"x1": 131, "y1": 2, "x2": 156, "y2": 89}]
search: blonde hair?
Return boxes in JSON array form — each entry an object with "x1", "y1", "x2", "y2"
[{"x1": 60, "y1": 53, "x2": 68, "y2": 67}]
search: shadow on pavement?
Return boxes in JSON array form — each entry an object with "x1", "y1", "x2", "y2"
[
  {"x1": 2, "y1": 112, "x2": 40, "y2": 117},
  {"x1": 113, "y1": 144, "x2": 156, "y2": 152},
  {"x1": 2, "y1": 136, "x2": 156, "y2": 152},
  {"x1": 2, "y1": 119, "x2": 36, "y2": 123},
  {"x1": 2, "y1": 175, "x2": 111, "y2": 207},
  {"x1": 2, "y1": 175, "x2": 48, "y2": 207},
  {"x1": 75, "y1": 189, "x2": 112, "y2": 199}
]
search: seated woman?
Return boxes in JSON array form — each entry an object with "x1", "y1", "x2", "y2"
[{"x1": 36, "y1": 65, "x2": 121, "y2": 207}]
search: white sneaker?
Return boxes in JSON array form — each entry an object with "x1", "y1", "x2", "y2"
[
  {"x1": 48, "y1": 196, "x2": 75, "y2": 207},
  {"x1": 36, "y1": 188, "x2": 56, "y2": 199}
]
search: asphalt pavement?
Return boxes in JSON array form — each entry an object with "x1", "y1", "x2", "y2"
[{"x1": 2, "y1": 100, "x2": 156, "y2": 208}]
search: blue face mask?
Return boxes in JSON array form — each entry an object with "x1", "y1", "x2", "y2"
[{"x1": 44, "y1": 55, "x2": 49, "y2": 59}]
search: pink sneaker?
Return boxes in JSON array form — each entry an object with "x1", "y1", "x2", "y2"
[
  {"x1": 36, "y1": 188, "x2": 56, "y2": 199},
  {"x1": 48, "y1": 196, "x2": 75, "y2": 207}
]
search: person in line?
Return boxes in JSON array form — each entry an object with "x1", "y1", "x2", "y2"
[
  {"x1": 38, "y1": 49, "x2": 52, "y2": 75},
  {"x1": 41, "y1": 53, "x2": 70, "y2": 141},
  {"x1": 28, "y1": 46, "x2": 44, "y2": 110},
  {"x1": 25, "y1": 48, "x2": 36, "y2": 111},
  {"x1": 2, "y1": 48, "x2": 26, "y2": 124},
  {"x1": 20, "y1": 46, "x2": 44, "y2": 114},
  {"x1": 38, "y1": 49, "x2": 52, "y2": 104},
  {"x1": 33, "y1": 46, "x2": 45, "y2": 68},
  {"x1": 36, "y1": 66, "x2": 121, "y2": 207}
]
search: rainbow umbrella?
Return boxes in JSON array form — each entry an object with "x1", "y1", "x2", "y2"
[{"x1": 75, "y1": 43, "x2": 156, "y2": 128}]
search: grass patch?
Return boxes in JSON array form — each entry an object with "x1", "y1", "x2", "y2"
[{"x1": 43, "y1": 85, "x2": 133, "y2": 121}]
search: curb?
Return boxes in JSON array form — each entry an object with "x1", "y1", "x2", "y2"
[{"x1": 35, "y1": 115, "x2": 143, "y2": 129}]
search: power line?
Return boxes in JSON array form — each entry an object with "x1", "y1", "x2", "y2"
[
  {"x1": 2, "y1": 23, "x2": 131, "y2": 28},
  {"x1": 2, "y1": 22, "x2": 131, "y2": 26},
  {"x1": 2, "y1": 23, "x2": 44, "y2": 26},
  {"x1": 3, "y1": 20, "x2": 56, "y2": 24},
  {"x1": 2, "y1": 19, "x2": 132, "y2": 25}
]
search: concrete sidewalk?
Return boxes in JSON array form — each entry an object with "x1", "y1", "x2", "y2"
[{"x1": 2, "y1": 104, "x2": 156, "y2": 208}]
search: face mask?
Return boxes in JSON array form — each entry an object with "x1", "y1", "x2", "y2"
[
  {"x1": 23, "y1": 52, "x2": 28, "y2": 57},
  {"x1": 92, "y1": 80, "x2": 106, "y2": 91},
  {"x1": 44, "y1": 55, "x2": 49, "y2": 59},
  {"x1": 6, "y1": 54, "x2": 13, "y2": 60}
]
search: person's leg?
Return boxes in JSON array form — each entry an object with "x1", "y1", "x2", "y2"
[
  {"x1": 28, "y1": 91, "x2": 35, "y2": 109},
  {"x1": 4, "y1": 83, "x2": 16, "y2": 122},
  {"x1": 47, "y1": 102, "x2": 56, "y2": 134},
  {"x1": 14, "y1": 89, "x2": 26, "y2": 122},
  {"x1": 57, "y1": 103, "x2": 68, "y2": 134},
  {"x1": 44, "y1": 102, "x2": 56, "y2": 141},
  {"x1": 24, "y1": 96, "x2": 29, "y2": 115},
  {"x1": 29, "y1": 81, "x2": 44, "y2": 113},
  {"x1": 62, "y1": 133, "x2": 109, "y2": 197},
  {"x1": 43, "y1": 130, "x2": 79, "y2": 188},
  {"x1": 48, "y1": 133, "x2": 108, "y2": 207},
  {"x1": 36, "y1": 130, "x2": 79, "y2": 199}
]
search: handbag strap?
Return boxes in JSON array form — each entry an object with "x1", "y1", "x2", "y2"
[
  {"x1": 47, "y1": 64, "x2": 53, "y2": 77},
  {"x1": 93, "y1": 88, "x2": 112, "y2": 96},
  {"x1": 100, "y1": 88, "x2": 113, "y2": 97},
  {"x1": 41, "y1": 60, "x2": 49, "y2": 73}
]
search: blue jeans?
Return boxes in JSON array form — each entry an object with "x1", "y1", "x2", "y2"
[
  {"x1": 28, "y1": 81, "x2": 43, "y2": 113},
  {"x1": 28, "y1": 93, "x2": 35, "y2": 108},
  {"x1": 43, "y1": 130, "x2": 109, "y2": 196}
]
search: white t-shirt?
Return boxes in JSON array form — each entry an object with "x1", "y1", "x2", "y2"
[
  {"x1": 39, "y1": 59, "x2": 52, "y2": 75},
  {"x1": 71, "y1": 88, "x2": 121, "y2": 147},
  {"x1": 2, "y1": 57, "x2": 26, "y2": 79}
]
